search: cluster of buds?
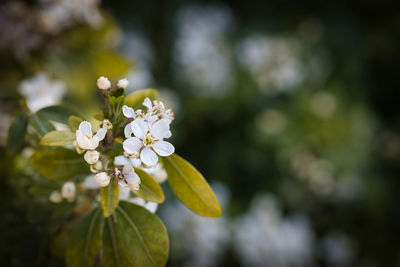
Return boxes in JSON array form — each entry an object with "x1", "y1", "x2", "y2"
[
  {"x1": 49, "y1": 182, "x2": 76, "y2": 203},
  {"x1": 97, "y1": 76, "x2": 129, "y2": 92}
]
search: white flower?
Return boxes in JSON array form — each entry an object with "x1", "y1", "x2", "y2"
[
  {"x1": 129, "y1": 197, "x2": 158, "y2": 213},
  {"x1": 122, "y1": 105, "x2": 136, "y2": 119},
  {"x1": 142, "y1": 97, "x2": 174, "y2": 123},
  {"x1": 114, "y1": 155, "x2": 142, "y2": 168},
  {"x1": 18, "y1": 72, "x2": 66, "y2": 112},
  {"x1": 121, "y1": 165, "x2": 141, "y2": 191},
  {"x1": 94, "y1": 172, "x2": 111, "y2": 187},
  {"x1": 76, "y1": 121, "x2": 107, "y2": 150},
  {"x1": 49, "y1": 191, "x2": 63, "y2": 203},
  {"x1": 123, "y1": 118, "x2": 174, "y2": 166},
  {"x1": 61, "y1": 182, "x2": 76, "y2": 201},
  {"x1": 143, "y1": 163, "x2": 168, "y2": 183},
  {"x1": 97, "y1": 76, "x2": 111, "y2": 90},
  {"x1": 84, "y1": 150, "x2": 100, "y2": 164},
  {"x1": 117, "y1": 78, "x2": 129, "y2": 88}
]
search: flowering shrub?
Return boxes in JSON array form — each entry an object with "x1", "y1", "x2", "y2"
[{"x1": 8, "y1": 76, "x2": 222, "y2": 266}]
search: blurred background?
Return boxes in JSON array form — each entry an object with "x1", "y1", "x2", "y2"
[{"x1": 1, "y1": 0, "x2": 400, "y2": 266}]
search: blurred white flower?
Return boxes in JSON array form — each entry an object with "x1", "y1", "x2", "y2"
[
  {"x1": 97, "y1": 76, "x2": 111, "y2": 90},
  {"x1": 75, "y1": 121, "x2": 107, "y2": 150},
  {"x1": 123, "y1": 118, "x2": 174, "y2": 166},
  {"x1": 120, "y1": 165, "x2": 141, "y2": 191},
  {"x1": 143, "y1": 163, "x2": 168, "y2": 184},
  {"x1": 161, "y1": 182, "x2": 231, "y2": 267},
  {"x1": 61, "y1": 182, "x2": 76, "y2": 202},
  {"x1": 49, "y1": 190, "x2": 63, "y2": 203},
  {"x1": 94, "y1": 172, "x2": 110, "y2": 187},
  {"x1": 234, "y1": 194, "x2": 314, "y2": 267},
  {"x1": 310, "y1": 91, "x2": 337, "y2": 118},
  {"x1": 173, "y1": 4, "x2": 234, "y2": 97},
  {"x1": 320, "y1": 232, "x2": 356, "y2": 267},
  {"x1": 18, "y1": 72, "x2": 66, "y2": 112}
]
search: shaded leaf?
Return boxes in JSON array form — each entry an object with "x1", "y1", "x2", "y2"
[
  {"x1": 40, "y1": 131, "x2": 75, "y2": 146},
  {"x1": 37, "y1": 105, "x2": 81, "y2": 124},
  {"x1": 100, "y1": 182, "x2": 120, "y2": 217},
  {"x1": 7, "y1": 113, "x2": 28, "y2": 154},
  {"x1": 69, "y1": 115, "x2": 83, "y2": 131},
  {"x1": 162, "y1": 154, "x2": 222, "y2": 217},
  {"x1": 124, "y1": 89, "x2": 159, "y2": 109},
  {"x1": 66, "y1": 208, "x2": 103, "y2": 267},
  {"x1": 29, "y1": 113, "x2": 55, "y2": 137},
  {"x1": 102, "y1": 202, "x2": 169, "y2": 267},
  {"x1": 134, "y1": 168, "x2": 165, "y2": 203},
  {"x1": 31, "y1": 148, "x2": 87, "y2": 181}
]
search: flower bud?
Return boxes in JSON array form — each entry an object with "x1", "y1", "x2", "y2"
[
  {"x1": 97, "y1": 76, "x2": 111, "y2": 90},
  {"x1": 49, "y1": 191, "x2": 63, "y2": 203},
  {"x1": 73, "y1": 140, "x2": 85, "y2": 154},
  {"x1": 90, "y1": 160, "x2": 103, "y2": 173},
  {"x1": 102, "y1": 119, "x2": 113, "y2": 130},
  {"x1": 61, "y1": 182, "x2": 76, "y2": 202},
  {"x1": 117, "y1": 78, "x2": 129, "y2": 88},
  {"x1": 84, "y1": 150, "x2": 100, "y2": 165},
  {"x1": 94, "y1": 172, "x2": 111, "y2": 187}
]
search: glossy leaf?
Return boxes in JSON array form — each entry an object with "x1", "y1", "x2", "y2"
[
  {"x1": 29, "y1": 113, "x2": 55, "y2": 137},
  {"x1": 69, "y1": 115, "x2": 83, "y2": 131},
  {"x1": 100, "y1": 182, "x2": 120, "y2": 217},
  {"x1": 162, "y1": 154, "x2": 222, "y2": 217},
  {"x1": 124, "y1": 89, "x2": 159, "y2": 109},
  {"x1": 102, "y1": 202, "x2": 169, "y2": 267},
  {"x1": 37, "y1": 105, "x2": 81, "y2": 124},
  {"x1": 133, "y1": 168, "x2": 165, "y2": 203},
  {"x1": 7, "y1": 113, "x2": 28, "y2": 154},
  {"x1": 66, "y1": 208, "x2": 103, "y2": 267},
  {"x1": 31, "y1": 148, "x2": 87, "y2": 181},
  {"x1": 40, "y1": 131, "x2": 75, "y2": 146}
]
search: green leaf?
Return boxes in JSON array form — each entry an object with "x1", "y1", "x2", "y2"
[
  {"x1": 29, "y1": 183, "x2": 59, "y2": 198},
  {"x1": 134, "y1": 168, "x2": 165, "y2": 203},
  {"x1": 29, "y1": 113, "x2": 55, "y2": 137},
  {"x1": 66, "y1": 208, "x2": 103, "y2": 267},
  {"x1": 101, "y1": 182, "x2": 120, "y2": 217},
  {"x1": 40, "y1": 131, "x2": 75, "y2": 146},
  {"x1": 31, "y1": 148, "x2": 87, "y2": 181},
  {"x1": 162, "y1": 154, "x2": 222, "y2": 217},
  {"x1": 69, "y1": 115, "x2": 83, "y2": 131},
  {"x1": 7, "y1": 113, "x2": 28, "y2": 154},
  {"x1": 102, "y1": 202, "x2": 169, "y2": 267},
  {"x1": 124, "y1": 89, "x2": 159, "y2": 109},
  {"x1": 36, "y1": 105, "x2": 81, "y2": 124}
]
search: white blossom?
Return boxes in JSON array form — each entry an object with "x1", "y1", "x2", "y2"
[
  {"x1": 120, "y1": 165, "x2": 141, "y2": 191},
  {"x1": 61, "y1": 182, "x2": 76, "y2": 202},
  {"x1": 18, "y1": 72, "x2": 66, "y2": 112},
  {"x1": 97, "y1": 76, "x2": 111, "y2": 90},
  {"x1": 143, "y1": 163, "x2": 168, "y2": 184},
  {"x1": 75, "y1": 121, "x2": 107, "y2": 150},
  {"x1": 123, "y1": 118, "x2": 174, "y2": 166},
  {"x1": 114, "y1": 155, "x2": 142, "y2": 168},
  {"x1": 49, "y1": 190, "x2": 63, "y2": 203},
  {"x1": 94, "y1": 172, "x2": 111, "y2": 187},
  {"x1": 117, "y1": 78, "x2": 129, "y2": 88},
  {"x1": 84, "y1": 150, "x2": 100, "y2": 164}
]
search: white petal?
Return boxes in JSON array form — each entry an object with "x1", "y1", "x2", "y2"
[
  {"x1": 131, "y1": 118, "x2": 148, "y2": 139},
  {"x1": 124, "y1": 123, "x2": 133, "y2": 138},
  {"x1": 130, "y1": 158, "x2": 142, "y2": 168},
  {"x1": 164, "y1": 130, "x2": 172, "y2": 139},
  {"x1": 143, "y1": 97, "x2": 153, "y2": 110},
  {"x1": 76, "y1": 130, "x2": 99, "y2": 150},
  {"x1": 145, "y1": 202, "x2": 158, "y2": 213},
  {"x1": 153, "y1": 141, "x2": 174, "y2": 156},
  {"x1": 119, "y1": 185, "x2": 131, "y2": 200},
  {"x1": 150, "y1": 119, "x2": 170, "y2": 139},
  {"x1": 140, "y1": 147, "x2": 158, "y2": 166},
  {"x1": 95, "y1": 127, "x2": 107, "y2": 141},
  {"x1": 123, "y1": 137, "x2": 143, "y2": 154},
  {"x1": 79, "y1": 121, "x2": 92, "y2": 136},
  {"x1": 129, "y1": 197, "x2": 146, "y2": 206},
  {"x1": 122, "y1": 105, "x2": 136, "y2": 118},
  {"x1": 114, "y1": 155, "x2": 131, "y2": 166}
]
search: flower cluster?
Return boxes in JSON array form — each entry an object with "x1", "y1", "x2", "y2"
[{"x1": 122, "y1": 97, "x2": 175, "y2": 166}]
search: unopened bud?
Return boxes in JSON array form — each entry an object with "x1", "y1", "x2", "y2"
[
  {"x1": 49, "y1": 191, "x2": 63, "y2": 203},
  {"x1": 94, "y1": 172, "x2": 111, "y2": 187},
  {"x1": 117, "y1": 78, "x2": 129, "y2": 88},
  {"x1": 84, "y1": 150, "x2": 100, "y2": 164},
  {"x1": 102, "y1": 119, "x2": 113, "y2": 130},
  {"x1": 90, "y1": 160, "x2": 103, "y2": 173},
  {"x1": 97, "y1": 76, "x2": 111, "y2": 90}
]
